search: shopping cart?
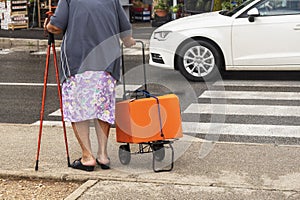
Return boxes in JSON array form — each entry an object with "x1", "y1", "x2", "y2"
[{"x1": 115, "y1": 40, "x2": 183, "y2": 172}]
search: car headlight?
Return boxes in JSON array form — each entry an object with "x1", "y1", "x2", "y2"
[{"x1": 153, "y1": 31, "x2": 172, "y2": 41}]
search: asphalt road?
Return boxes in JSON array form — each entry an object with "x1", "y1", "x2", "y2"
[{"x1": 1, "y1": 51, "x2": 300, "y2": 145}]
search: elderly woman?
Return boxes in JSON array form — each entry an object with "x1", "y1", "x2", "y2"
[{"x1": 45, "y1": 0, "x2": 135, "y2": 171}]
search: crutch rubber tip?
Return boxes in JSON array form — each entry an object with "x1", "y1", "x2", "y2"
[
  {"x1": 35, "y1": 160, "x2": 39, "y2": 171},
  {"x1": 67, "y1": 157, "x2": 71, "y2": 167}
]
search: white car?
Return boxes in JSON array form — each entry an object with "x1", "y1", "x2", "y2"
[{"x1": 149, "y1": 0, "x2": 300, "y2": 81}]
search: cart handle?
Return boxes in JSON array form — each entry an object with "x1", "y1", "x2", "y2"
[{"x1": 121, "y1": 40, "x2": 147, "y2": 100}]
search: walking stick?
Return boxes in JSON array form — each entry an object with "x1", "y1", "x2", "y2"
[{"x1": 35, "y1": 16, "x2": 71, "y2": 171}]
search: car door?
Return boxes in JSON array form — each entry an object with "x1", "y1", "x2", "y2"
[{"x1": 231, "y1": 0, "x2": 300, "y2": 68}]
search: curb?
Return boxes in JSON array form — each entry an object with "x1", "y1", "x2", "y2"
[
  {"x1": 1, "y1": 167, "x2": 300, "y2": 193},
  {"x1": 0, "y1": 37, "x2": 61, "y2": 52},
  {"x1": 65, "y1": 180, "x2": 98, "y2": 200},
  {"x1": 0, "y1": 37, "x2": 150, "y2": 55}
]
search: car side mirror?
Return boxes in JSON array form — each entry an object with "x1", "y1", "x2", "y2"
[{"x1": 247, "y1": 8, "x2": 260, "y2": 22}]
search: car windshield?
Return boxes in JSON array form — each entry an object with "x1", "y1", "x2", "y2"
[{"x1": 220, "y1": 0, "x2": 256, "y2": 16}]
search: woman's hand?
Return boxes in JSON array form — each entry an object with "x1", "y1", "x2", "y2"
[
  {"x1": 122, "y1": 36, "x2": 136, "y2": 48},
  {"x1": 43, "y1": 14, "x2": 63, "y2": 35},
  {"x1": 43, "y1": 17, "x2": 50, "y2": 31}
]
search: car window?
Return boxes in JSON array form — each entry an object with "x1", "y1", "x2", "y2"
[
  {"x1": 238, "y1": 0, "x2": 300, "y2": 17},
  {"x1": 256, "y1": 0, "x2": 300, "y2": 16},
  {"x1": 221, "y1": 0, "x2": 255, "y2": 16},
  {"x1": 185, "y1": 0, "x2": 214, "y2": 14}
]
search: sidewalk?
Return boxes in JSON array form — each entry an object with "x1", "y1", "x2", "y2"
[{"x1": 0, "y1": 123, "x2": 300, "y2": 199}]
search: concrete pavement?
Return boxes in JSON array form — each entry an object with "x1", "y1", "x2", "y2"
[{"x1": 0, "y1": 123, "x2": 300, "y2": 199}]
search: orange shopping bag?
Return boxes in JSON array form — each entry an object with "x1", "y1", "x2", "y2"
[{"x1": 116, "y1": 93, "x2": 183, "y2": 143}]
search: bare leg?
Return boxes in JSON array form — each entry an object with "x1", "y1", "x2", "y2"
[
  {"x1": 72, "y1": 120, "x2": 96, "y2": 166},
  {"x1": 94, "y1": 119, "x2": 110, "y2": 165}
]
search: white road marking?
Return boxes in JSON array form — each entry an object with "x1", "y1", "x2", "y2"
[
  {"x1": 213, "y1": 80, "x2": 300, "y2": 88},
  {"x1": 30, "y1": 80, "x2": 300, "y2": 140},
  {"x1": 0, "y1": 82, "x2": 57, "y2": 87},
  {"x1": 31, "y1": 120, "x2": 71, "y2": 127},
  {"x1": 0, "y1": 49, "x2": 12, "y2": 55},
  {"x1": 48, "y1": 84, "x2": 142, "y2": 117},
  {"x1": 115, "y1": 84, "x2": 142, "y2": 99},
  {"x1": 200, "y1": 90, "x2": 300, "y2": 101},
  {"x1": 184, "y1": 103, "x2": 300, "y2": 117},
  {"x1": 32, "y1": 84, "x2": 142, "y2": 124},
  {"x1": 182, "y1": 122, "x2": 300, "y2": 138},
  {"x1": 49, "y1": 109, "x2": 62, "y2": 116},
  {"x1": 183, "y1": 81, "x2": 300, "y2": 139}
]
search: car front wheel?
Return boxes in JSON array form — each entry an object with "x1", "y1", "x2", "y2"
[{"x1": 176, "y1": 39, "x2": 222, "y2": 81}]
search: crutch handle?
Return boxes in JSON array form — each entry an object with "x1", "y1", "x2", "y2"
[
  {"x1": 43, "y1": 11, "x2": 54, "y2": 38},
  {"x1": 46, "y1": 11, "x2": 54, "y2": 16},
  {"x1": 45, "y1": 11, "x2": 55, "y2": 45}
]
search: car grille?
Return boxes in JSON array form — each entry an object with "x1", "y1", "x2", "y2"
[{"x1": 151, "y1": 53, "x2": 165, "y2": 64}]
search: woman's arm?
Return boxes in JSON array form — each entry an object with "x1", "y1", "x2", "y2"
[
  {"x1": 46, "y1": 23, "x2": 63, "y2": 35},
  {"x1": 43, "y1": 0, "x2": 69, "y2": 35}
]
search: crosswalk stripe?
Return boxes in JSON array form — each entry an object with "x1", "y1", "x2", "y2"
[
  {"x1": 186, "y1": 81, "x2": 300, "y2": 140},
  {"x1": 184, "y1": 103, "x2": 300, "y2": 117},
  {"x1": 47, "y1": 84, "x2": 142, "y2": 116},
  {"x1": 31, "y1": 120, "x2": 71, "y2": 127},
  {"x1": 199, "y1": 90, "x2": 300, "y2": 101},
  {"x1": 213, "y1": 80, "x2": 300, "y2": 88},
  {"x1": 182, "y1": 122, "x2": 300, "y2": 138},
  {"x1": 115, "y1": 84, "x2": 141, "y2": 99},
  {"x1": 49, "y1": 109, "x2": 62, "y2": 116},
  {"x1": 0, "y1": 82, "x2": 57, "y2": 86},
  {"x1": 32, "y1": 84, "x2": 142, "y2": 124},
  {"x1": 0, "y1": 49, "x2": 12, "y2": 55},
  {"x1": 33, "y1": 79, "x2": 300, "y2": 141}
]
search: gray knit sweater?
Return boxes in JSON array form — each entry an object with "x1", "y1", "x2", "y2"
[{"x1": 50, "y1": 0, "x2": 132, "y2": 83}]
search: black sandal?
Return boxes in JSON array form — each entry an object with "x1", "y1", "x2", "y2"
[
  {"x1": 70, "y1": 158, "x2": 95, "y2": 172},
  {"x1": 96, "y1": 158, "x2": 110, "y2": 170}
]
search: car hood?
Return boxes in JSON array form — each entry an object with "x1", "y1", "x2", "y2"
[{"x1": 157, "y1": 11, "x2": 233, "y2": 31}]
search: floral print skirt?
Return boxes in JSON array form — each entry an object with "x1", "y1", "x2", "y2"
[{"x1": 62, "y1": 71, "x2": 116, "y2": 124}]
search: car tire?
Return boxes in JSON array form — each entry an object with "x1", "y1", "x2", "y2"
[{"x1": 176, "y1": 39, "x2": 223, "y2": 82}]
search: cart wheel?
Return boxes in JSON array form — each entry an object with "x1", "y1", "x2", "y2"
[
  {"x1": 152, "y1": 143, "x2": 165, "y2": 161},
  {"x1": 119, "y1": 144, "x2": 131, "y2": 165}
]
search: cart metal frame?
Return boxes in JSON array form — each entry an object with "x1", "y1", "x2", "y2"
[{"x1": 118, "y1": 40, "x2": 176, "y2": 172}]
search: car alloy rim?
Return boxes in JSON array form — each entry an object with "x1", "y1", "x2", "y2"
[{"x1": 183, "y1": 45, "x2": 215, "y2": 77}]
